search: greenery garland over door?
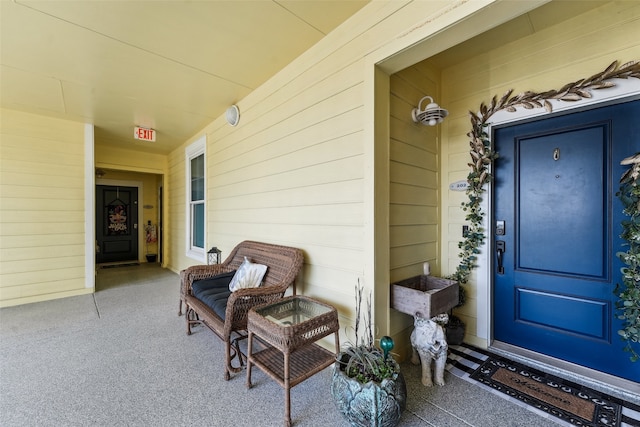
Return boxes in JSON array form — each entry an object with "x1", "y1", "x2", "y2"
[
  {"x1": 451, "y1": 60, "x2": 640, "y2": 361},
  {"x1": 617, "y1": 152, "x2": 640, "y2": 361}
]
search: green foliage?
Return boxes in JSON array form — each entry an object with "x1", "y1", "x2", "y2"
[
  {"x1": 339, "y1": 345, "x2": 400, "y2": 384},
  {"x1": 450, "y1": 121, "x2": 497, "y2": 305},
  {"x1": 615, "y1": 160, "x2": 640, "y2": 362}
]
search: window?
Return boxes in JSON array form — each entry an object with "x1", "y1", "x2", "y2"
[{"x1": 185, "y1": 136, "x2": 205, "y2": 261}]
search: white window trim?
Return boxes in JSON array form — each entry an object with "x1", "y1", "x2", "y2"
[{"x1": 185, "y1": 135, "x2": 206, "y2": 262}]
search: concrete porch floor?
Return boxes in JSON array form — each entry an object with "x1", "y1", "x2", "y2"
[{"x1": 0, "y1": 263, "x2": 637, "y2": 427}]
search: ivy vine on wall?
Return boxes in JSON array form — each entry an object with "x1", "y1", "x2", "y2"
[
  {"x1": 450, "y1": 60, "x2": 640, "y2": 359},
  {"x1": 617, "y1": 152, "x2": 640, "y2": 362}
]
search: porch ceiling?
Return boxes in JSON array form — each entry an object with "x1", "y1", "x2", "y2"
[
  {"x1": 0, "y1": 0, "x2": 368, "y2": 155},
  {"x1": 428, "y1": 1, "x2": 609, "y2": 69}
]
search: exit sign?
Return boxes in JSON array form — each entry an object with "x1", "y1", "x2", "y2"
[{"x1": 134, "y1": 126, "x2": 156, "y2": 142}]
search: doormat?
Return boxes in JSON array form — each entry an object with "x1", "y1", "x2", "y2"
[
  {"x1": 469, "y1": 356, "x2": 621, "y2": 426},
  {"x1": 445, "y1": 344, "x2": 640, "y2": 427}
]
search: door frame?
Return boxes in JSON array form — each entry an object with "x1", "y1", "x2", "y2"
[
  {"x1": 96, "y1": 178, "x2": 144, "y2": 262},
  {"x1": 474, "y1": 79, "x2": 640, "y2": 390},
  {"x1": 481, "y1": 79, "x2": 640, "y2": 343}
]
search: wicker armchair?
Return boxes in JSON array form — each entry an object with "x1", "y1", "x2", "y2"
[{"x1": 179, "y1": 240, "x2": 304, "y2": 380}]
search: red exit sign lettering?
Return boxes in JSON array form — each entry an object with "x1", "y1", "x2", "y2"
[{"x1": 134, "y1": 126, "x2": 156, "y2": 142}]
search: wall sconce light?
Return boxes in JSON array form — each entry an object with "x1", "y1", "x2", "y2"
[
  {"x1": 411, "y1": 96, "x2": 448, "y2": 126},
  {"x1": 225, "y1": 105, "x2": 240, "y2": 126},
  {"x1": 207, "y1": 246, "x2": 222, "y2": 265}
]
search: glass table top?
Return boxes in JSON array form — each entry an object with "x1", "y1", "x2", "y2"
[{"x1": 256, "y1": 296, "x2": 332, "y2": 327}]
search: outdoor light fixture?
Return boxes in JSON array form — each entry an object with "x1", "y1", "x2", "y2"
[
  {"x1": 207, "y1": 247, "x2": 222, "y2": 265},
  {"x1": 225, "y1": 105, "x2": 240, "y2": 126},
  {"x1": 411, "y1": 96, "x2": 448, "y2": 126}
]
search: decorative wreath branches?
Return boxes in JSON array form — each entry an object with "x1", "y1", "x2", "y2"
[{"x1": 451, "y1": 60, "x2": 640, "y2": 359}]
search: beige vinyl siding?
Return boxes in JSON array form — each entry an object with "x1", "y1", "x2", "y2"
[
  {"x1": 387, "y1": 62, "x2": 441, "y2": 357},
  {"x1": 389, "y1": 62, "x2": 440, "y2": 281},
  {"x1": 439, "y1": 0, "x2": 640, "y2": 347},
  {"x1": 168, "y1": 1, "x2": 452, "y2": 335},
  {"x1": 204, "y1": 72, "x2": 367, "y2": 305},
  {"x1": 165, "y1": 0, "x2": 542, "y2": 348},
  {"x1": 95, "y1": 144, "x2": 166, "y2": 174},
  {"x1": 0, "y1": 109, "x2": 89, "y2": 307}
]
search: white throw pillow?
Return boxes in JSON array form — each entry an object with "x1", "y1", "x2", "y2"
[{"x1": 228, "y1": 256, "x2": 268, "y2": 292}]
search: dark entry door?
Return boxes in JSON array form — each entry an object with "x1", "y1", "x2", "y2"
[
  {"x1": 96, "y1": 185, "x2": 139, "y2": 263},
  {"x1": 493, "y1": 99, "x2": 639, "y2": 382}
]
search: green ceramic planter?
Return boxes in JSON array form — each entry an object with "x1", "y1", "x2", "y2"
[{"x1": 331, "y1": 361, "x2": 406, "y2": 427}]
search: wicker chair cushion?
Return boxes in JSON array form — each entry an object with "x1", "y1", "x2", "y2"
[{"x1": 191, "y1": 271, "x2": 236, "y2": 320}]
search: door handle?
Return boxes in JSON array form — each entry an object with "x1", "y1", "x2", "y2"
[{"x1": 496, "y1": 241, "x2": 506, "y2": 275}]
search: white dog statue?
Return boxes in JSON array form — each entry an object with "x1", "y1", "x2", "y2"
[{"x1": 410, "y1": 312, "x2": 449, "y2": 387}]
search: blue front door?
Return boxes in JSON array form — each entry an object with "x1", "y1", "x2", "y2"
[{"x1": 493, "y1": 99, "x2": 639, "y2": 382}]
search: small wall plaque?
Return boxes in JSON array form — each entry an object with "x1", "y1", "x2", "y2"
[{"x1": 449, "y1": 180, "x2": 468, "y2": 191}]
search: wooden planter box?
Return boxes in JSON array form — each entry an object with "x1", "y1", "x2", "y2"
[{"x1": 390, "y1": 275, "x2": 458, "y2": 318}]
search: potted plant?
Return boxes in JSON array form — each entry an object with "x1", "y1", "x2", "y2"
[
  {"x1": 445, "y1": 313, "x2": 466, "y2": 346},
  {"x1": 444, "y1": 274, "x2": 467, "y2": 345},
  {"x1": 331, "y1": 283, "x2": 407, "y2": 427}
]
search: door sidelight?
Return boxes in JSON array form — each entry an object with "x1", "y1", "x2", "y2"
[{"x1": 496, "y1": 241, "x2": 506, "y2": 275}]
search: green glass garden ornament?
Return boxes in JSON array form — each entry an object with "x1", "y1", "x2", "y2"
[{"x1": 380, "y1": 336, "x2": 394, "y2": 360}]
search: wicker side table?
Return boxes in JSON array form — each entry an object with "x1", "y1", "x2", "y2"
[{"x1": 246, "y1": 295, "x2": 340, "y2": 427}]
